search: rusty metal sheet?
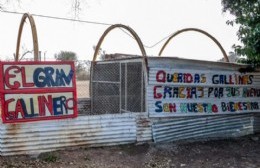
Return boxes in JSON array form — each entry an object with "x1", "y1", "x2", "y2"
[
  {"x1": 135, "y1": 112, "x2": 152, "y2": 143},
  {"x1": 0, "y1": 113, "x2": 136, "y2": 156},
  {"x1": 152, "y1": 114, "x2": 254, "y2": 143}
]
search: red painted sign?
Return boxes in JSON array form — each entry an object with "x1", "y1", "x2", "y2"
[{"x1": 0, "y1": 61, "x2": 78, "y2": 123}]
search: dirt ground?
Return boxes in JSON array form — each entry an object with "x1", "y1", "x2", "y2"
[{"x1": 0, "y1": 134, "x2": 259, "y2": 168}]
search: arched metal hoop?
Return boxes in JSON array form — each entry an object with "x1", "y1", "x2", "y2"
[
  {"x1": 158, "y1": 28, "x2": 229, "y2": 62},
  {"x1": 92, "y1": 24, "x2": 146, "y2": 61},
  {"x1": 15, "y1": 13, "x2": 39, "y2": 61},
  {"x1": 90, "y1": 24, "x2": 147, "y2": 112}
]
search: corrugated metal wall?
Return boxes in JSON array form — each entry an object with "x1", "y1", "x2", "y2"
[
  {"x1": 253, "y1": 114, "x2": 260, "y2": 133},
  {"x1": 0, "y1": 113, "x2": 136, "y2": 156},
  {"x1": 136, "y1": 112, "x2": 152, "y2": 143},
  {"x1": 152, "y1": 114, "x2": 254, "y2": 143},
  {"x1": 1, "y1": 111, "x2": 259, "y2": 155},
  {"x1": 147, "y1": 57, "x2": 260, "y2": 142}
]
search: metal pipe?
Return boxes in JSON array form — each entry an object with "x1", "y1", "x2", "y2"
[
  {"x1": 158, "y1": 28, "x2": 229, "y2": 62},
  {"x1": 92, "y1": 24, "x2": 147, "y2": 62},
  {"x1": 15, "y1": 13, "x2": 39, "y2": 61}
]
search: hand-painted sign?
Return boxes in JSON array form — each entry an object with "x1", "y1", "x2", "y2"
[
  {"x1": 148, "y1": 68, "x2": 260, "y2": 117},
  {"x1": 0, "y1": 61, "x2": 77, "y2": 123}
]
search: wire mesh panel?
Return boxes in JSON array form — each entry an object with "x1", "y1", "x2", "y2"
[
  {"x1": 121, "y1": 63, "x2": 126, "y2": 111},
  {"x1": 91, "y1": 59, "x2": 145, "y2": 115},
  {"x1": 75, "y1": 60, "x2": 91, "y2": 99},
  {"x1": 93, "y1": 63, "x2": 120, "y2": 81},
  {"x1": 92, "y1": 82, "x2": 120, "y2": 114},
  {"x1": 92, "y1": 62, "x2": 120, "y2": 114},
  {"x1": 125, "y1": 62, "x2": 144, "y2": 112}
]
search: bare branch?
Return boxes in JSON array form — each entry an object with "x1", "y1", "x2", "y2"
[
  {"x1": 0, "y1": 0, "x2": 21, "y2": 10},
  {"x1": 69, "y1": 0, "x2": 88, "y2": 19},
  {"x1": 19, "y1": 50, "x2": 33, "y2": 61}
]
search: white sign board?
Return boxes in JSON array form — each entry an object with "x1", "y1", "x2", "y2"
[{"x1": 1, "y1": 61, "x2": 77, "y2": 123}]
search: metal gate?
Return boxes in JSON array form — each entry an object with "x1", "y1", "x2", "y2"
[{"x1": 90, "y1": 58, "x2": 145, "y2": 115}]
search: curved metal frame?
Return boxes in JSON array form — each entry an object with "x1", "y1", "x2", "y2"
[
  {"x1": 158, "y1": 28, "x2": 229, "y2": 62},
  {"x1": 90, "y1": 24, "x2": 147, "y2": 113},
  {"x1": 92, "y1": 24, "x2": 146, "y2": 61},
  {"x1": 15, "y1": 13, "x2": 39, "y2": 61}
]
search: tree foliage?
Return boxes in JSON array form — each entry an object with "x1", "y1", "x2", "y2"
[
  {"x1": 54, "y1": 51, "x2": 78, "y2": 61},
  {"x1": 222, "y1": 0, "x2": 260, "y2": 66},
  {"x1": 54, "y1": 51, "x2": 90, "y2": 80}
]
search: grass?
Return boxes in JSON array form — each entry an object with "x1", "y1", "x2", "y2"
[{"x1": 39, "y1": 152, "x2": 58, "y2": 163}]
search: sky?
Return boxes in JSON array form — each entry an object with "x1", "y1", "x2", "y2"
[{"x1": 0, "y1": 0, "x2": 240, "y2": 61}]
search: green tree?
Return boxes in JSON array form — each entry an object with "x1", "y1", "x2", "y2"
[
  {"x1": 76, "y1": 60, "x2": 91, "y2": 80},
  {"x1": 222, "y1": 0, "x2": 260, "y2": 66},
  {"x1": 54, "y1": 51, "x2": 90, "y2": 80},
  {"x1": 54, "y1": 51, "x2": 78, "y2": 61}
]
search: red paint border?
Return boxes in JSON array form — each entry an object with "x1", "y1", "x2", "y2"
[{"x1": 0, "y1": 61, "x2": 78, "y2": 123}]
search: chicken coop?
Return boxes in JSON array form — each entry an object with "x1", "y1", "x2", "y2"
[{"x1": 0, "y1": 14, "x2": 259, "y2": 156}]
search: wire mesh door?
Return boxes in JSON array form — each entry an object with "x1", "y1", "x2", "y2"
[{"x1": 91, "y1": 60, "x2": 144, "y2": 115}]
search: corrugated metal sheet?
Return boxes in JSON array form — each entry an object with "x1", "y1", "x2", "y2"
[
  {"x1": 253, "y1": 113, "x2": 260, "y2": 133},
  {"x1": 0, "y1": 113, "x2": 136, "y2": 156},
  {"x1": 136, "y1": 112, "x2": 152, "y2": 143},
  {"x1": 152, "y1": 114, "x2": 254, "y2": 143},
  {"x1": 147, "y1": 57, "x2": 253, "y2": 71},
  {"x1": 147, "y1": 57, "x2": 259, "y2": 141},
  {"x1": 147, "y1": 58, "x2": 260, "y2": 117}
]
